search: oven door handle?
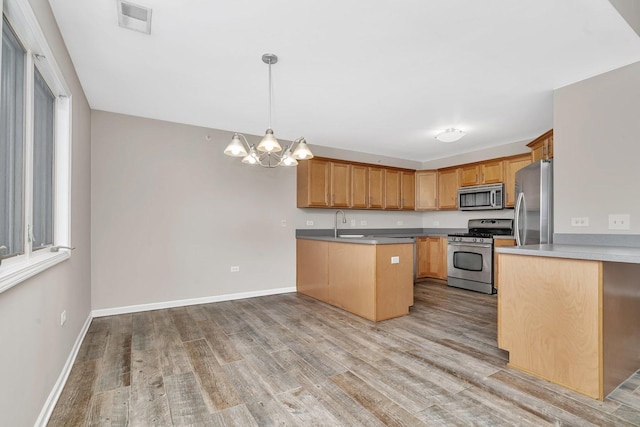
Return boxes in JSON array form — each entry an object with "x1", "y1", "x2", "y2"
[{"x1": 449, "y1": 242, "x2": 493, "y2": 249}]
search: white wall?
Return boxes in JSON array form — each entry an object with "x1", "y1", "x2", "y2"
[
  {"x1": 0, "y1": 0, "x2": 92, "y2": 425},
  {"x1": 554, "y1": 60, "x2": 640, "y2": 234}
]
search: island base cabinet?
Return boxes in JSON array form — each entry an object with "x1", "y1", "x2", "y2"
[
  {"x1": 297, "y1": 239, "x2": 413, "y2": 322},
  {"x1": 498, "y1": 254, "x2": 602, "y2": 399},
  {"x1": 499, "y1": 253, "x2": 640, "y2": 400}
]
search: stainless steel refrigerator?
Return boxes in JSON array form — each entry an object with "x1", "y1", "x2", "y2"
[{"x1": 514, "y1": 159, "x2": 553, "y2": 246}]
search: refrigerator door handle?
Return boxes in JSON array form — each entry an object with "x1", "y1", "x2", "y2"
[{"x1": 515, "y1": 192, "x2": 524, "y2": 246}]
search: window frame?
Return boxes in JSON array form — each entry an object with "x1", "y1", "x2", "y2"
[{"x1": 0, "y1": 0, "x2": 72, "y2": 294}]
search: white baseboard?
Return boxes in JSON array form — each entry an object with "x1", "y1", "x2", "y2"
[
  {"x1": 35, "y1": 313, "x2": 93, "y2": 427},
  {"x1": 92, "y1": 286, "x2": 296, "y2": 317}
]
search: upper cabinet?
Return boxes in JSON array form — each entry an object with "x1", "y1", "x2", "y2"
[
  {"x1": 437, "y1": 167, "x2": 459, "y2": 210},
  {"x1": 401, "y1": 171, "x2": 416, "y2": 210},
  {"x1": 368, "y1": 167, "x2": 385, "y2": 209},
  {"x1": 297, "y1": 158, "x2": 331, "y2": 207},
  {"x1": 297, "y1": 157, "x2": 415, "y2": 211},
  {"x1": 384, "y1": 169, "x2": 402, "y2": 209},
  {"x1": 416, "y1": 170, "x2": 438, "y2": 211},
  {"x1": 351, "y1": 165, "x2": 369, "y2": 209},
  {"x1": 528, "y1": 129, "x2": 553, "y2": 162},
  {"x1": 459, "y1": 159, "x2": 504, "y2": 187},
  {"x1": 503, "y1": 154, "x2": 532, "y2": 207}
]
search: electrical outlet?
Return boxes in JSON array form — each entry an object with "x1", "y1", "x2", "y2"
[
  {"x1": 609, "y1": 214, "x2": 630, "y2": 230},
  {"x1": 60, "y1": 310, "x2": 66, "y2": 326},
  {"x1": 433, "y1": 221, "x2": 440, "y2": 226},
  {"x1": 306, "y1": 220, "x2": 314, "y2": 226},
  {"x1": 230, "y1": 266, "x2": 240, "y2": 272},
  {"x1": 571, "y1": 217, "x2": 589, "y2": 227},
  {"x1": 360, "y1": 220, "x2": 367, "y2": 226},
  {"x1": 397, "y1": 220, "x2": 403, "y2": 226},
  {"x1": 351, "y1": 219, "x2": 356, "y2": 226},
  {"x1": 281, "y1": 219, "x2": 287, "y2": 227},
  {"x1": 391, "y1": 256, "x2": 400, "y2": 264}
]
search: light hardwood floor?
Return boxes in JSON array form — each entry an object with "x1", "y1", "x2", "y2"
[{"x1": 49, "y1": 281, "x2": 640, "y2": 426}]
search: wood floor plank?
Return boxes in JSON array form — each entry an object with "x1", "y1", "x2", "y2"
[
  {"x1": 330, "y1": 371, "x2": 427, "y2": 426},
  {"x1": 221, "y1": 360, "x2": 275, "y2": 403},
  {"x1": 183, "y1": 339, "x2": 242, "y2": 411},
  {"x1": 128, "y1": 349, "x2": 173, "y2": 426},
  {"x1": 168, "y1": 307, "x2": 204, "y2": 343},
  {"x1": 131, "y1": 311, "x2": 156, "y2": 352},
  {"x1": 196, "y1": 319, "x2": 243, "y2": 365},
  {"x1": 153, "y1": 311, "x2": 194, "y2": 376},
  {"x1": 48, "y1": 360, "x2": 99, "y2": 426},
  {"x1": 244, "y1": 398, "x2": 299, "y2": 427},
  {"x1": 217, "y1": 404, "x2": 259, "y2": 427},
  {"x1": 163, "y1": 372, "x2": 211, "y2": 426},
  {"x1": 87, "y1": 387, "x2": 130, "y2": 427}
]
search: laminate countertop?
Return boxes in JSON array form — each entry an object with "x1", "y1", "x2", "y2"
[
  {"x1": 297, "y1": 236, "x2": 415, "y2": 245},
  {"x1": 495, "y1": 244, "x2": 640, "y2": 264}
]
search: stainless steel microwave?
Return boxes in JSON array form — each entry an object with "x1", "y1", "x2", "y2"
[{"x1": 458, "y1": 183, "x2": 504, "y2": 211}]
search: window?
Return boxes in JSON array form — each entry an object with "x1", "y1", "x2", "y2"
[{"x1": 0, "y1": 1, "x2": 72, "y2": 293}]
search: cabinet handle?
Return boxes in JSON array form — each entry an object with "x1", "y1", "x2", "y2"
[
  {"x1": 482, "y1": 172, "x2": 484, "y2": 182},
  {"x1": 475, "y1": 173, "x2": 478, "y2": 182}
]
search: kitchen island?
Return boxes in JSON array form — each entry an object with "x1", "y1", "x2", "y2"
[
  {"x1": 496, "y1": 244, "x2": 640, "y2": 400},
  {"x1": 297, "y1": 236, "x2": 414, "y2": 321}
]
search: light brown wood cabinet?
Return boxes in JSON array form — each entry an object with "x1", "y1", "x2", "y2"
[
  {"x1": 459, "y1": 159, "x2": 504, "y2": 187},
  {"x1": 498, "y1": 253, "x2": 640, "y2": 400},
  {"x1": 297, "y1": 239, "x2": 414, "y2": 321},
  {"x1": 493, "y1": 238, "x2": 515, "y2": 290},
  {"x1": 416, "y1": 236, "x2": 448, "y2": 280},
  {"x1": 330, "y1": 162, "x2": 351, "y2": 207},
  {"x1": 368, "y1": 167, "x2": 384, "y2": 209},
  {"x1": 384, "y1": 169, "x2": 401, "y2": 209},
  {"x1": 297, "y1": 158, "x2": 331, "y2": 207},
  {"x1": 401, "y1": 171, "x2": 415, "y2": 210},
  {"x1": 351, "y1": 165, "x2": 369, "y2": 209},
  {"x1": 502, "y1": 154, "x2": 531, "y2": 207},
  {"x1": 415, "y1": 170, "x2": 437, "y2": 210},
  {"x1": 528, "y1": 129, "x2": 553, "y2": 162},
  {"x1": 437, "y1": 168, "x2": 459, "y2": 210}
]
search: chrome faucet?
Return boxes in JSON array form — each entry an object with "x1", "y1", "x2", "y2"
[{"x1": 334, "y1": 210, "x2": 347, "y2": 238}]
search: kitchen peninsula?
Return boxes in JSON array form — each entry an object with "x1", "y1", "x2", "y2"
[
  {"x1": 296, "y1": 235, "x2": 414, "y2": 321},
  {"x1": 496, "y1": 244, "x2": 640, "y2": 400}
]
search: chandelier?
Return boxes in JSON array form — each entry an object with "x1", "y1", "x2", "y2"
[{"x1": 223, "y1": 53, "x2": 314, "y2": 167}]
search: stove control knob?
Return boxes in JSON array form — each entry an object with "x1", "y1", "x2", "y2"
[{"x1": 473, "y1": 238, "x2": 477, "y2": 243}]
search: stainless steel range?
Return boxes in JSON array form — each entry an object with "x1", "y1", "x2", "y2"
[{"x1": 447, "y1": 218, "x2": 513, "y2": 294}]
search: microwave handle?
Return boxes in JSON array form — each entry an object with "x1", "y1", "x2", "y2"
[{"x1": 490, "y1": 190, "x2": 496, "y2": 207}]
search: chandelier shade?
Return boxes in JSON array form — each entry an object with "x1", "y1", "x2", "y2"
[{"x1": 223, "y1": 53, "x2": 313, "y2": 168}]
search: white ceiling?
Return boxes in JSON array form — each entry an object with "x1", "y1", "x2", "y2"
[{"x1": 48, "y1": 0, "x2": 640, "y2": 162}]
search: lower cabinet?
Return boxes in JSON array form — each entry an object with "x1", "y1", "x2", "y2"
[
  {"x1": 416, "y1": 236, "x2": 448, "y2": 280},
  {"x1": 296, "y1": 239, "x2": 414, "y2": 321},
  {"x1": 493, "y1": 238, "x2": 516, "y2": 290}
]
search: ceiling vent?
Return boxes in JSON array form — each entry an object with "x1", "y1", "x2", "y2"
[{"x1": 117, "y1": 0, "x2": 152, "y2": 34}]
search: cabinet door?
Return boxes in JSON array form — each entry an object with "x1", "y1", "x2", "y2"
[
  {"x1": 531, "y1": 144, "x2": 545, "y2": 162},
  {"x1": 481, "y1": 159, "x2": 503, "y2": 184},
  {"x1": 330, "y1": 162, "x2": 351, "y2": 207},
  {"x1": 368, "y1": 167, "x2": 384, "y2": 208},
  {"x1": 351, "y1": 165, "x2": 369, "y2": 209},
  {"x1": 297, "y1": 158, "x2": 330, "y2": 207},
  {"x1": 416, "y1": 237, "x2": 430, "y2": 278},
  {"x1": 416, "y1": 170, "x2": 437, "y2": 210},
  {"x1": 437, "y1": 168, "x2": 459, "y2": 210},
  {"x1": 417, "y1": 237, "x2": 447, "y2": 279},
  {"x1": 503, "y1": 154, "x2": 531, "y2": 207},
  {"x1": 401, "y1": 171, "x2": 415, "y2": 210},
  {"x1": 384, "y1": 169, "x2": 401, "y2": 209},
  {"x1": 527, "y1": 129, "x2": 554, "y2": 161},
  {"x1": 459, "y1": 165, "x2": 480, "y2": 187}
]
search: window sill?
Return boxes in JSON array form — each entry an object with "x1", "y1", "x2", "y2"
[{"x1": 0, "y1": 250, "x2": 70, "y2": 294}]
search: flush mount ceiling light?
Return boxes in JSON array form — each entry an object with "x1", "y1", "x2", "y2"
[
  {"x1": 117, "y1": 0, "x2": 152, "y2": 34},
  {"x1": 435, "y1": 128, "x2": 466, "y2": 143},
  {"x1": 223, "y1": 53, "x2": 314, "y2": 168}
]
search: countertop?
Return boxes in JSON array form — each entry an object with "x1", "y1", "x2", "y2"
[
  {"x1": 297, "y1": 235, "x2": 416, "y2": 245},
  {"x1": 495, "y1": 244, "x2": 640, "y2": 264}
]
